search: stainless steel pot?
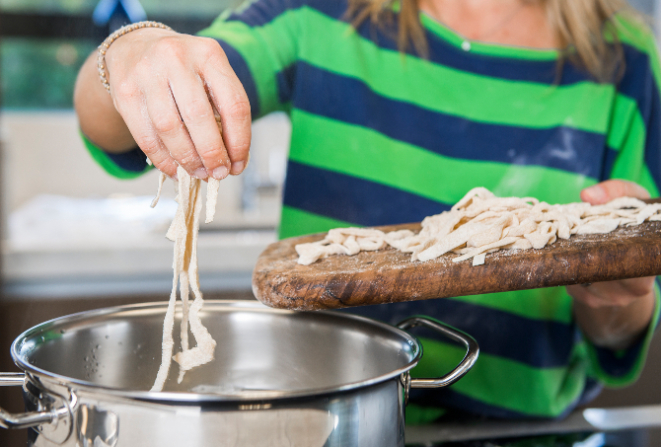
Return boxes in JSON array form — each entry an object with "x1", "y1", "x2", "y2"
[{"x1": 0, "y1": 300, "x2": 478, "y2": 447}]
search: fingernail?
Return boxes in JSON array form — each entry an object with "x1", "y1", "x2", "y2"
[
  {"x1": 212, "y1": 165, "x2": 229, "y2": 180},
  {"x1": 231, "y1": 161, "x2": 245, "y2": 175},
  {"x1": 193, "y1": 168, "x2": 208, "y2": 180},
  {"x1": 584, "y1": 185, "x2": 607, "y2": 203}
]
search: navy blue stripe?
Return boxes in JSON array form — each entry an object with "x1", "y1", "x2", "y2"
[
  {"x1": 602, "y1": 147, "x2": 620, "y2": 181},
  {"x1": 276, "y1": 63, "x2": 297, "y2": 104},
  {"x1": 283, "y1": 161, "x2": 450, "y2": 226},
  {"x1": 293, "y1": 61, "x2": 607, "y2": 178},
  {"x1": 422, "y1": 34, "x2": 581, "y2": 86},
  {"x1": 617, "y1": 42, "x2": 661, "y2": 121},
  {"x1": 360, "y1": 12, "x2": 589, "y2": 86},
  {"x1": 104, "y1": 147, "x2": 148, "y2": 172},
  {"x1": 644, "y1": 99, "x2": 661, "y2": 191},
  {"x1": 343, "y1": 298, "x2": 575, "y2": 369},
  {"x1": 643, "y1": 83, "x2": 661, "y2": 191},
  {"x1": 215, "y1": 39, "x2": 261, "y2": 118},
  {"x1": 224, "y1": 0, "x2": 306, "y2": 27},
  {"x1": 592, "y1": 337, "x2": 645, "y2": 378}
]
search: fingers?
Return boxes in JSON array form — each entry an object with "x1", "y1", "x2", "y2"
[
  {"x1": 567, "y1": 275, "x2": 656, "y2": 308},
  {"x1": 581, "y1": 180, "x2": 650, "y2": 205},
  {"x1": 146, "y1": 80, "x2": 208, "y2": 178},
  {"x1": 169, "y1": 66, "x2": 232, "y2": 180},
  {"x1": 112, "y1": 87, "x2": 179, "y2": 178},
  {"x1": 108, "y1": 34, "x2": 252, "y2": 179},
  {"x1": 201, "y1": 40, "x2": 252, "y2": 176}
]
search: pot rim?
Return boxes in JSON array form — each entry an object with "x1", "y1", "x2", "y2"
[{"x1": 11, "y1": 300, "x2": 422, "y2": 403}]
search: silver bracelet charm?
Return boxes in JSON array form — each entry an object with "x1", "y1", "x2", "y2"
[{"x1": 97, "y1": 21, "x2": 172, "y2": 94}]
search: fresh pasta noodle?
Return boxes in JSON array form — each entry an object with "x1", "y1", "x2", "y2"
[
  {"x1": 150, "y1": 166, "x2": 221, "y2": 392},
  {"x1": 296, "y1": 187, "x2": 661, "y2": 266}
]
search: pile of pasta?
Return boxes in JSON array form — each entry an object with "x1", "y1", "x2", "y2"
[
  {"x1": 296, "y1": 187, "x2": 661, "y2": 267},
  {"x1": 150, "y1": 167, "x2": 220, "y2": 392}
]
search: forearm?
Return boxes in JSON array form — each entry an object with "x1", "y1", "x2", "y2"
[
  {"x1": 74, "y1": 51, "x2": 136, "y2": 153},
  {"x1": 570, "y1": 181, "x2": 657, "y2": 351},
  {"x1": 573, "y1": 284, "x2": 656, "y2": 351}
]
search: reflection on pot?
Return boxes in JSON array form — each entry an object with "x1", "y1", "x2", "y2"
[{"x1": 77, "y1": 405, "x2": 118, "y2": 447}]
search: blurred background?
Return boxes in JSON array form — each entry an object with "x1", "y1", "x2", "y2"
[
  {"x1": 0, "y1": 1, "x2": 288, "y2": 444},
  {"x1": 0, "y1": 0, "x2": 661, "y2": 446},
  {"x1": 1, "y1": 0, "x2": 291, "y2": 299}
]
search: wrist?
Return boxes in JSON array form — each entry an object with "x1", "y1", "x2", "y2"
[
  {"x1": 574, "y1": 289, "x2": 656, "y2": 350},
  {"x1": 99, "y1": 22, "x2": 173, "y2": 93}
]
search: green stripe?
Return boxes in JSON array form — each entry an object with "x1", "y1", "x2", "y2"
[
  {"x1": 414, "y1": 336, "x2": 586, "y2": 417},
  {"x1": 405, "y1": 404, "x2": 446, "y2": 426},
  {"x1": 605, "y1": 93, "x2": 659, "y2": 197},
  {"x1": 609, "y1": 110, "x2": 648, "y2": 182},
  {"x1": 452, "y1": 287, "x2": 572, "y2": 324},
  {"x1": 297, "y1": 8, "x2": 613, "y2": 134},
  {"x1": 289, "y1": 110, "x2": 596, "y2": 205},
  {"x1": 606, "y1": 94, "x2": 639, "y2": 151},
  {"x1": 81, "y1": 132, "x2": 150, "y2": 179},
  {"x1": 279, "y1": 205, "x2": 353, "y2": 239},
  {"x1": 640, "y1": 165, "x2": 660, "y2": 197}
]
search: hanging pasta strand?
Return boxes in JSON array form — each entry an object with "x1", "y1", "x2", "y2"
[
  {"x1": 173, "y1": 170, "x2": 216, "y2": 381},
  {"x1": 150, "y1": 166, "x2": 219, "y2": 392},
  {"x1": 151, "y1": 172, "x2": 167, "y2": 208},
  {"x1": 150, "y1": 108, "x2": 224, "y2": 391}
]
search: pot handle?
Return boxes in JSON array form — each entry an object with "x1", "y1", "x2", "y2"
[
  {"x1": 396, "y1": 317, "x2": 479, "y2": 388},
  {"x1": 0, "y1": 372, "x2": 68, "y2": 430}
]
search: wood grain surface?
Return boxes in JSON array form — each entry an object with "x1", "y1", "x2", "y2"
[{"x1": 252, "y1": 206, "x2": 661, "y2": 311}]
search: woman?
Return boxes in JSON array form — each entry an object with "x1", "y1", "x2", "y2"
[{"x1": 74, "y1": 0, "x2": 660, "y2": 423}]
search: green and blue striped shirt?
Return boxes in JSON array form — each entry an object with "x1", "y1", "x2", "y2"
[{"x1": 85, "y1": 0, "x2": 661, "y2": 423}]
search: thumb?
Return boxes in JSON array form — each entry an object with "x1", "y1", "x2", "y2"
[{"x1": 581, "y1": 180, "x2": 650, "y2": 205}]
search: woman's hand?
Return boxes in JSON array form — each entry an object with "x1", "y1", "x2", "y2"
[
  {"x1": 567, "y1": 180, "x2": 657, "y2": 350},
  {"x1": 74, "y1": 28, "x2": 251, "y2": 180}
]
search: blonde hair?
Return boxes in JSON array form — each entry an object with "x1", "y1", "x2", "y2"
[{"x1": 347, "y1": 0, "x2": 637, "y2": 82}]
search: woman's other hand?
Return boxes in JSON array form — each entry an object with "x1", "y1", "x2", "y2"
[
  {"x1": 567, "y1": 180, "x2": 656, "y2": 350},
  {"x1": 74, "y1": 28, "x2": 251, "y2": 180}
]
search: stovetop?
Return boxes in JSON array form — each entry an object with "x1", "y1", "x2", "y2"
[
  {"x1": 405, "y1": 405, "x2": 661, "y2": 447},
  {"x1": 428, "y1": 430, "x2": 650, "y2": 447}
]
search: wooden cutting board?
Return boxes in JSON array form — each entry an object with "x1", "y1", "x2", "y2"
[{"x1": 252, "y1": 200, "x2": 661, "y2": 311}]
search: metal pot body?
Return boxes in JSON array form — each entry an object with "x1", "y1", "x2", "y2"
[
  {"x1": 22, "y1": 374, "x2": 405, "y2": 447},
  {"x1": 1, "y1": 301, "x2": 478, "y2": 447}
]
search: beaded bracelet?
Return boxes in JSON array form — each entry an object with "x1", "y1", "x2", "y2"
[{"x1": 97, "y1": 21, "x2": 172, "y2": 94}]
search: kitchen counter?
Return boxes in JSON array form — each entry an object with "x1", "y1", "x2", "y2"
[{"x1": 3, "y1": 229, "x2": 275, "y2": 298}]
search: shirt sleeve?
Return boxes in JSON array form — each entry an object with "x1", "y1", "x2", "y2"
[
  {"x1": 607, "y1": 16, "x2": 661, "y2": 197},
  {"x1": 85, "y1": 0, "x2": 304, "y2": 177},
  {"x1": 587, "y1": 18, "x2": 661, "y2": 386},
  {"x1": 584, "y1": 284, "x2": 660, "y2": 387},
  {"x1": 81, "y1": 132, "x2": 152, "y2": 179},
  {"x1": 197, "y1": 0, "x2": 304, "y2": 118}
]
